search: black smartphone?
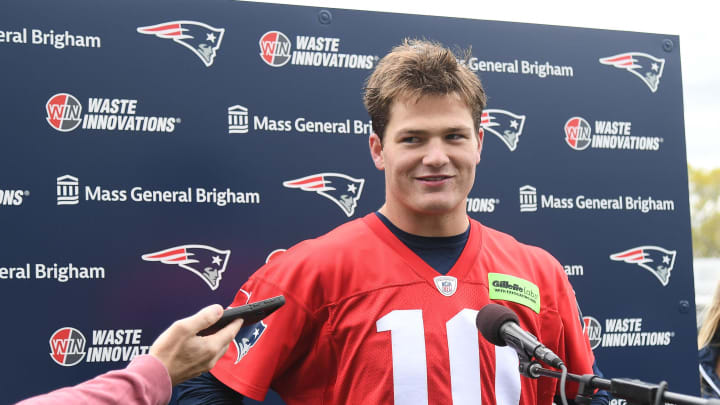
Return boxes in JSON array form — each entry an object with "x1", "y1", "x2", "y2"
[{"x1": 197, "y1": 295, "x2": 286, "y2": 336}]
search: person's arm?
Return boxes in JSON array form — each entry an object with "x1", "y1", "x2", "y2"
[
  {"x1": 554, "y1": 299, "x2": 611, "y2": 405},
  {"x1": 575, "y1": 301, "x2": 611, "y2": 405},
  {"x1": 16, "y1": 355, "x2": 172, "y2": 405},
  {"x1": 175, "y1": 372, "x2": 246, "y2": 404},
  {"x1": 588, "y1": 361, "x2": 611, "y2": 405},
  {"x1": 16, "y1": 304, "x2": 243, "y2": 405}
]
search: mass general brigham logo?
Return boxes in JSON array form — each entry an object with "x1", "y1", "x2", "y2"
[{"x1": 57, "y1": 174, "x2": 80, "y2": 205}]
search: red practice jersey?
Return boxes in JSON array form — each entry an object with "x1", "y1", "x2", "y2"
[{"x1": 211, "y1": 214, "x2": 594, "y2": 404}]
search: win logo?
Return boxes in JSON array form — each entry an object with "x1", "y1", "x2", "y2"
[
  {"x1": 49, "y1": 327, "x2": 87, "y2": 366},
  {"x1": 46, "y1": 93, "x2": 82, "y2": 132}
]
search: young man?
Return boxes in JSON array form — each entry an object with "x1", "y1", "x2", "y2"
[{"x1": 177, "y1": 39, "x2": 595, "y2": 404}]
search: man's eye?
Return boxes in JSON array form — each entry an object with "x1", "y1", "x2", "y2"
[
  {"x1": 446, "y1": 134, "x2": 465, "y2": 140},
  {"x1": 401, "y1": 136, "x2": 419, "y2": 143}
]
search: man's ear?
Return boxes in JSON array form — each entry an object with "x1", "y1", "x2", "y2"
[
  {"x1": 476, "y1": 128, "x2": 484, "y2": 164},
  {"x1": 369, "y1": 133, "x2": 385, "y2": 170}
]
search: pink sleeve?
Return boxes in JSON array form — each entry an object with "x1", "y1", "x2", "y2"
[{"x1": 16, "y1": 355, "x2": 172, "y2": 405}]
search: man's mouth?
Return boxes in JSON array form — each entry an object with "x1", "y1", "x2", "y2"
[{"x1": 417, "y1": 175, "x2": 452, "y2": 182}]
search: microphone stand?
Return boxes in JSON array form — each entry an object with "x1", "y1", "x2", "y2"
[{"x1": 518, "y1": 359, "x2": 720, "y2": 405}]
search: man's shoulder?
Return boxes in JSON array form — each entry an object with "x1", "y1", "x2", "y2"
[
  {"x1": 474, "y1": 220, "x2": 559, "y2": 265},
  {"x1": 250, "y1": 215, "x2": 377, "y2": 282},
  {"x1": 288, "y1": 215, "x2": 373, "y2": 256},
  {"x1": 248, "y1": 214, "x2": 398, "y2": 308},
  {"x1": 472, "y1": 220, "x2": 569, "y2": 296}
]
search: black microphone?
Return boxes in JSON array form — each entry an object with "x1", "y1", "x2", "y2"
[{"x1": 476, "y1": 303, "x2": 565, "y2": 369}]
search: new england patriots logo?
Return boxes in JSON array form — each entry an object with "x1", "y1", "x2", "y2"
[
  {"x1": 137, "y1": 21, "x2": 225, "y2": 67},
  {"x1": 141, "y1": 244, "x2": 230, "y2": 290},
  {"x1": 233, "y1": 321, "x2": 267, "y2": 364},
  {"x1": 283, "y1": 173, "x2": 365, "y2": 217},
  {"x1": 599, "y1": 52, "x2": 665, "y2": 93},
  {"x1": 480, "y1": 109, "x2": 526, "y2": 151},
  {"x1": 609, "y1": 245, "x2": 677, "y2": 286},
  {"x1": 231, "y1": 289, "x2": 268, "y2": 364}
]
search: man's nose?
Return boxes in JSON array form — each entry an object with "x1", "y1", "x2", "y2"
[{"x1": 422, "y1": 138, "x2": 450, "y2": 167}]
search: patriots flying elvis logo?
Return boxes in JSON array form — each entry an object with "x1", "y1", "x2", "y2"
[
  {"x1": 480, "y1": 109, "x2": 526, "y2": 151},
  {"x1": 231, "y1": 289, "x2": 268, "y2": 364},
  {"x1": 599, "y1": 52, "x2": 665, "y2": 93},
  {"x1": 137, "y1": 21, "x2": 225, "y2": 67},
  {"x1": 141, "y1": 244, "x2": 230, "y2": 290},
  {"x1": 283, "y1": 173, "x2": 365, "y2": 217},
  {"x1": 609, "y1": 245, "x2": 676, "y2": 286}
]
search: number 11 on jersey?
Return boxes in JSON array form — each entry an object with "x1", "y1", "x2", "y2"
[{"x1": 377, "y1": 308, "x2": 521, "y2": 404}]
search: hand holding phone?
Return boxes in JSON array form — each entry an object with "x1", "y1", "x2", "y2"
[{"x1": 197, "y1": 295, "x2": 285, "y2": 336}]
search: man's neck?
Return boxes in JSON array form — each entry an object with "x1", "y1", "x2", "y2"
[{"x1": 378, "y1": 204, "x2": 469, "y2": 237}]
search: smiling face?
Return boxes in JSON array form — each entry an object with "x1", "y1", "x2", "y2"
[{"x1": 369, "y1": 92, "x2": 483, "y2": 235}]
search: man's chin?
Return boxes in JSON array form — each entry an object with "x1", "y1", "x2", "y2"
[{"x1": 411, "y1": 200, "x2": 463, "y2": 216}]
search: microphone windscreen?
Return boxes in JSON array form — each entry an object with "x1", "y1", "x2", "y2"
[{"x1": 476, "y1": 303, "x2": 519, "y2": 346}]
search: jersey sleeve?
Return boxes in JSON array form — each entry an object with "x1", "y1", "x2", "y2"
[
  {"x1": 555, "y1": 266, "x2": 596, "y2": 398},
  {"x1": 175, "y1": 371, "x2": 245, "y2": 405},
  {"x1": 209, "y1": 274, "x2": 316, "y2": 401}
]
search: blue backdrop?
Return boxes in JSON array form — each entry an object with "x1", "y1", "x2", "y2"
[{"x1": 0, "y1": 1, "x2": 695, "y2": 404}]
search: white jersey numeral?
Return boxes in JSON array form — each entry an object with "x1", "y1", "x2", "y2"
[
  {"x1": 377, "y1": 309, "x2": 521, "y2": 404},
  {"x1": 376, "y1": 309, "x2": 429, "y2": 404}
]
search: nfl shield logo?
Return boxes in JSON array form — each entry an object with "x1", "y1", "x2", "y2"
[{"x1": 434, "y1": 276, "x2": 458, "y2": 297}]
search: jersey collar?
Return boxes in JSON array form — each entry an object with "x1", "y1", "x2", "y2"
[{"x1": 362, "y1": 213, "x2": 483, "y2": 282}]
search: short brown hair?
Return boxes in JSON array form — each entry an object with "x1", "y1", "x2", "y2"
[{"x1": 363, "y1": 39, "x2": 487, "y2": 139}]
